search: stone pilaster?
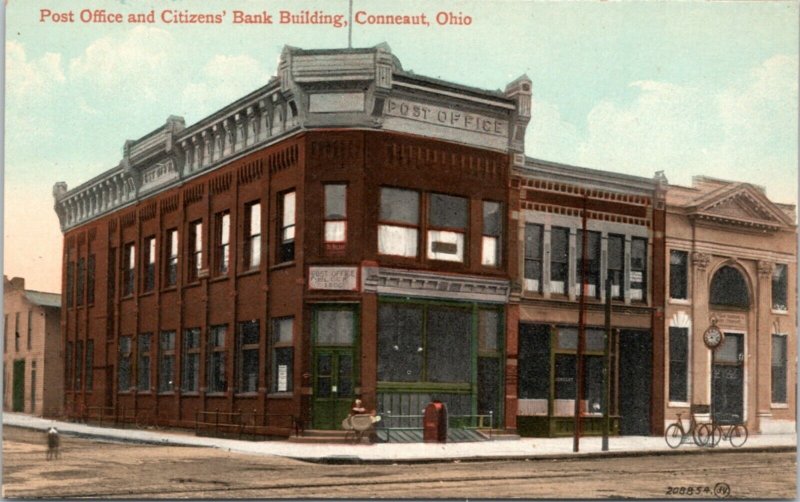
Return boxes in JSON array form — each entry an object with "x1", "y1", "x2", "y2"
[{"x1": 691, "y1": 252, "x2": 712, "y2": 405}]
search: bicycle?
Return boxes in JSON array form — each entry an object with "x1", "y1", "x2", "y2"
[
  {"x1": 708, "y1": 422, "x2": 748, "y2": 448},
  {"x1": 664, "y1": 411, "x2": 713, "y2": 448}
]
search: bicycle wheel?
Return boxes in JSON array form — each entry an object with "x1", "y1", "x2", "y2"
[
  {"x1": 708, "y1": 424, "x2": 722, "y2": 447},
  {"x1": 693, "y1": 423, "x2": 712, "y2": 447},
  {"x1": 664, "y1": 423, "x2": 684, "y2": 448},
  {"x1": 729, "y1": 424, "x2": 748, "y2": 447}
]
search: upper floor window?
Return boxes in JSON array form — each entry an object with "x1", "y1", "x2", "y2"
[
  {"x1": 14, "y1": 312, "x2": 20, "y2": 352},
  {"x1": 143, "y1": 236, "x2": 156, "y2": 292},
  {"x1": 669, "y1": 250, "x2": 688, "y2": 300},
  {"x1": 215, "y1": 211, "x2": 230, "y2": 276},
  {"x1": 66, "y1": 258, "x2": 75, "y2": 307},
  {"x1": 482, "y1": 201, "x2": 502, "y2": 266},
  {"x1": 575, "y1": 230, "x2": 601, "y2": 299},
  {"x1": 87, "y1": 255, "x2": 95, "y2": 305},
  {"x1": 710, "y1": 266, "x2": 749, "y2": 308},
  {"x1": 165, "y1": 229, "x2": 178, "y2": 286},
  {"x1": 324, "y1": 184, "x2": 347, "y2": 252},
  {"x1": 772, "y1": 334, "x2": 787, "y2": 403},
  {"x1": 524, "y1": 224, "x2": 543, "y2": 293},
  {"x1": 550, "y1": 227, "x2": 569, "y2": 295},
  {"x1": 123, "y1": 243, "x2": 135, "y2": 297},
  {"x1": 188, "y1": 221, "x2": 203, "y2": 281},
  {"x1": 76, "y1": 257, "x2": 85, "y2": 306},
  {"x1": 607, "y1": 235, "x2": 624, "y2": 300},
  {"x1": 378, "y1": 187, "x2": 419, "y2": 258},
  {"x1": 279, "y1": 191, "x2": 296, "y2": 263},
  {"x1": 630, "y1": 238, "x2": 647, "y2": 302},
  {"x1": 427, "y1": 193, "x2": 468, "y2": 263},
  {"x1": 772, "y1": 264, "x2": 788, "y2": 311},
  {"x1": 244, "y1": 202, "x2": 261, "y2": 270},
  {"x1": 26, "y1": 310, "x2": 32, "y2": 350}
]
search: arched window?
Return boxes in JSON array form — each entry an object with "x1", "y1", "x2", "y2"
[{"x1": 710, "y1": 266, "x2": 750, "y2": 308}]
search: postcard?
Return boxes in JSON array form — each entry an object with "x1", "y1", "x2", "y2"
[{"x1": 3, "y1": 0, "x2": 797, "y2": 499}]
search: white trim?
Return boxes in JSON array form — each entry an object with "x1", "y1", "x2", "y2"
[{"x1": 393, "y1": 81, "x2": 516, "y2": 109}]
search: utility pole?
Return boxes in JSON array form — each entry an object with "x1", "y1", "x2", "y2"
[
  {"x1": 602, "y1": 278, "x2": 612, "y2": 451},
  {"x1": 573, "y1": 194, "x2": 588, "y2": 453}
]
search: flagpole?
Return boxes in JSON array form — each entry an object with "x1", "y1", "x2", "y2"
[{"x1": 348, "y1": 0, "x2": 353, "y2": 48}]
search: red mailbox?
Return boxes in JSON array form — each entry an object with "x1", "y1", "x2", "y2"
[{"x1": 423, "y1": 401, "x2": 448, "y2": 443}]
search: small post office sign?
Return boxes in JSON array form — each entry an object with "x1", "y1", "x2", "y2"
[{"x1": 308, "y1": 266, "x2": 359, "y2": 291}]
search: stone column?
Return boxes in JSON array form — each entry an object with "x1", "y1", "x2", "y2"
[
  {"x1": 755, "y1": 260, "x2": 774, "y2": 431},
  {"x1": 691, "y1": 252, "x2": 711, "y2": 405}
]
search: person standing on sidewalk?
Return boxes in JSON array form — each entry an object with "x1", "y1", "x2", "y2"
[{"x1": 46, "y1": 427, "x2": 60, "y2": 460}]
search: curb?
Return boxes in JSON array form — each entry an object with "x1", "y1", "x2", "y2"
[{"x1": 5, "y1": 423, "x2": 793, "y2": 464}]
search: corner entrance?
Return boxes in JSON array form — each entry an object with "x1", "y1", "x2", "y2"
[{"x1": 311, "y1": 306, "x2": 359, "y2": 430}]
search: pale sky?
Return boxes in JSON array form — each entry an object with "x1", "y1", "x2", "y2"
[{"x1": 4, "y1": 0, "x2": 799, "y2": 292}]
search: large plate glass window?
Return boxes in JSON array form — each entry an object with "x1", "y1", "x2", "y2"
[{"x1": 207, "y1": 325, "x2": 227, "y2": 393}]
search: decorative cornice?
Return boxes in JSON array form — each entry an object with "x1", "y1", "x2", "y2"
[{"x1": 53, "y1": 43, "x2": 529, "y2": 233}]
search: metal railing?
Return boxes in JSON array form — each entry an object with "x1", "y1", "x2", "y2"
[
  {"x1": 194, "y1": 409, "x2": 299, "y2": 439},
  {"x1": 377, "y1": 411, "x2": 495, "y2": 441}
]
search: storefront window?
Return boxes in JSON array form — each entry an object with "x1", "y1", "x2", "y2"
[
  {"x1": 271, "y1": 318, "x2": 293, "y2": 393},
  {"x1": 518, "y1": 324, "x2": 550, "y2": 401},
  {"x1": 426, "y1": 307, "x2": 471, "y2": 383},
  {"x1": 236, "y1": 321, "x2": 259, "y2": 393},
  {"x1": 207, "y1": 325, "x2": 227, "y2": 393},
  {"x1": 158, "y1": 331, "x2": 175, "y2": 393},
  {"x1": 137, "y1": 333, "x2": 151, "y2": 392},
  {"x1": 377, "y1": 304, "x2": 423, "y2": 382},
  {"x1": 118, "y1": 336, "x2": 131, "y2": 391},
  {"x1": 181, "y1": 328, "x2": 200, "y2": 392}
]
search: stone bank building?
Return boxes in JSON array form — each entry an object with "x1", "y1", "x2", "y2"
[{"x1": 52, "y1": 44, "x2": 796, "y2": 437}]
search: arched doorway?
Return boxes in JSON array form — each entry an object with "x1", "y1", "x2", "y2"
[{"x1": 709, "y1": 266, "x2": 750, "y2": 424}]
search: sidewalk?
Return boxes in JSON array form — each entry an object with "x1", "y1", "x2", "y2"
[{"x1": 3, "y1": 412, "x2": 795, "y2": 463}]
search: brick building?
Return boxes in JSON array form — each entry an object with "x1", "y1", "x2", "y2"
[
  {"x1": 3, "y1": 276, "x2": 63, "y2": 417},
  {"x1": 52, "y1": 44, "x2": 531, "y2": 433}
]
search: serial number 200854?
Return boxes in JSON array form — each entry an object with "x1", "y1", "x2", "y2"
[{"x1": 666, "y1": 483, "x2": 731, "y2": 498}]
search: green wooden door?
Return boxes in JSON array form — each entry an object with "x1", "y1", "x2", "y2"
[
  {"x1": 12, "y1": 359, "x2": 25, "y2": 412},
  {"x1": 312, "y1": 349, "x2": 355, "y2": 429}
]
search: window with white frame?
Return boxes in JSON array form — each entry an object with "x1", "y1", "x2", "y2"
[
  {"x1": 237, "y1": 320, "x2": 259, "y2": 393},
  {"x1": 137, "y1": 333, "x2": 152, "y2": 392},
  {"x1": 123, "y1": 243, "x2": 135, "y2": 296},
  {"x1": 668, "y1": 327, "x2": 688, "y2": 402},
  {"x1": 772, "y1": 264, "x2": 788, "y2": 311},
  {"x1": 427, "y1": 193, "x2": 468, "y2": 262},
  {"x1": 181, "y1": 328, "x2": 200, "y2": 392},
  {"x1": 278, "y1": 191, "x2": 296, "y2": 263},
  {"x1": 188, "y1": 221, "x2": 203, "y2": 281},
  {"x1": 669, "y1": 250, "x2": 688, "y2": 300},
  {"x1": 143, "y1": 236, "x2": 156, "y2": 292},
  {"x1": 524, "y1": 224, "x2": 543, "y2": 293},
  {"x1": 378, "y1": 188, "x2": 419, "y2": 257},
  {"x1": 165, "y1": 229, "x2": 178, "y2": 286},
  {"x1": 771, "y1": 334, "x2": 787, "y2": 403},
  {"x1": 481, "y1": 201, "x2": 502, "y2": 266},
  {"x1": 207, "y1": 325, "x2": 227, "y2": 393},
  {"x1": 158, "y1": 331, "x2": 175, "y2": 393},
  {"x1": 550, "y1": 227, "x2": 569, "y2": 295},
  {"x1": 271, "y1": 318, "x2": 293, "y2": 393},
  {"x1": 630, "y1": 238, "x2": 647, "y2": 302},
  {"x1": 244, "y1": 202, "x2": 261, "y2": 270},
  {"x1": 324, "y1": 184, "x2": 347, "y2": 251},
  {"x1": 215, "y1": 211, "x2": 230, "y2": 276},
  {"x1": 575, "y1": 230, "x2": 600, "y2": 298},
  {"x1": 607, "y1": 234, "x2": 624, "y2": 300}
]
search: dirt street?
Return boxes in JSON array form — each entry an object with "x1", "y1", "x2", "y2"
[{"x1": 2, "y1": 426, "x2": 795, "y2": 499}]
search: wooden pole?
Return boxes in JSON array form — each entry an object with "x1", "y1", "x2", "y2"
[
  {"x1": 573, "y1": 195, "x2": 588, "y2": 452},
  {"x1": 602, "y1": 278, "x2": 612, "y2": 451}
]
